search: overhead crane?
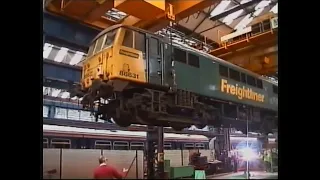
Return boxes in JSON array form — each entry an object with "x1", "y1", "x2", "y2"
[{"x1": 45, "y1": 0, "x2": 217, "y2": 31}]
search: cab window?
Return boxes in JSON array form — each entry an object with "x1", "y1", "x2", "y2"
[
  {"x1": 88, "y1": 29, "x2": 119, "y2": 57},
  {"x1": 123, "y1": 29, "x2": 133, "y2": 48},
  {"x1": 93, "y1": 35, "x2": 106, "y2": 54},
  {"x1": 104, "y1": 28, "x2": 118, "y2": 48},
  {"x1": 122, "y1": 28, "x2": 146, "y2": 53},
  {"x1": 87, "y1": 43, "x2": 96, "y2": 57}
]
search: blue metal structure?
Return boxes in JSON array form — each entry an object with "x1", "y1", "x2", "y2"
[
  {"x1": 43, "y1": 60, "x2": 81, "y2": 86},
  {"x1": 43, "y1": 13, "x2": 100, "y2": 51},
  {"x1": 43, "y1": 13, "x2": 102, "y2": 89}
]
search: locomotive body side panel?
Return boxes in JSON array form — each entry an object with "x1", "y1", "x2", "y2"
[
  {"x1": 198, "y1": 57, "x2": 220, "y2": 97},
  {"x1": 174, "y1": 61, "x2": 201, "y2": 93},
  {"x1": 215, "y1": 78, "x2": 268, "y2": 109},
  {"x1": 173, "y1": 50, "x2": 277, "y2": 111}
]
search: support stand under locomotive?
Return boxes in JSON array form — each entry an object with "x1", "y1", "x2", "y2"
[
  {"x1": 142, "y1": 12, "x2": 175, "y2": 179},
  {"x1": 144, "y1": 126, "x2": 165, "y2": 179}
]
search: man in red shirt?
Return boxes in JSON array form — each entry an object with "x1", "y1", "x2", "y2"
[{"x1": 93, "y1": 156, "x2": 128, "y2": 179}]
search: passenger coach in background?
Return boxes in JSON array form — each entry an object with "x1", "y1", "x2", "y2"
[
  {"x1": 71, "y1": 24, "x2": 278, "y2": 134},
  {"x1": 43, "y1": 125, "x2": 276, "y2": 150}
]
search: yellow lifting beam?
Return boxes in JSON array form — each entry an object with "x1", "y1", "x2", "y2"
[
  {"x1": 131, "y1": 0, "x2": 215, "y2": 32},
  {"x1": 45, "y1": 0, "x2": 216, "y2": 31}
]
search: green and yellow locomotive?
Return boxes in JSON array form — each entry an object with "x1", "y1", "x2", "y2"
[{"x1": 72, "y1": 24, "x2": 278, "y2": 133}]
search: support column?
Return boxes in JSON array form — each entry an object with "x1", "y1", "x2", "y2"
[
  {"x1": 144, "y1": 126, "x2": 165, "y2": 179},
  {"x1": 214, "y1": 127, "x2": 231, "y2": 153},
  {"x1": 214, "y1": 128, "x2": 222, "y2": 155},
  {"x1": 157, "y1": 127, "x2": 165, "y2": 179},
  {"x1": 223, "y1": 128, "x2": 231, "y2": 151}
]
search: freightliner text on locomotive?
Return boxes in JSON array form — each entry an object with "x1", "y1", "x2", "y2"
[{"x1": 71, "y1": 24, "x2": 278, "y2": 133}]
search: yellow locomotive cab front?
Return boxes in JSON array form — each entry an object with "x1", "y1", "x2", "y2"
[{"x1": 81, "y1": 26, "x2": 147, "y2": 92}]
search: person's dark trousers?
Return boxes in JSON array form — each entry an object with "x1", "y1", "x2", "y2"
[
  {"x1": 264, "y1": 161, "x2": 271, "y2": 172},
  {"x1": 267, "y1": 162, "x2": 271, "y2": 172},
  {"x1": 264, "y1": 161, "x2": 268, "y2": 172}
]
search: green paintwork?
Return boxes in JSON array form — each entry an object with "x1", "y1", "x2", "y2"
[
  {"x1": 174, "y1": 56, "x2": 278, "y2": 111},
  {"x1": 194, "y1": 170, "x2": 206, "y2": 179},
  {"x1": 170, "y1": 166, "x2": 194, "y2": 179}
]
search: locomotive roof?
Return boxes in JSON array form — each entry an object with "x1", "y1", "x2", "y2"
[{"x1": 93, "y1": 24, "x2": 277, "y2": 86}]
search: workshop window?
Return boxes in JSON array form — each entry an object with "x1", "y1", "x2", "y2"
[
  {"x1": 93, "y1": 35, "x2": 106, "y2": 54},
  {"x1": 219, "y1": 65, "x2": 229, "y2": 77},
  {"x1": 188, "y1": 53, "x2": 200, "y2": 68},
  {"x1": 273, "y1": 85, "x2": 278, "y2": 94},
  {"x1": 241, "y1": 73, "x2": 247, "y2": 84},
  {"x1": 256, "y1": 79, "x2": 263, "y2": 89},
  {"x1": 174, "y1": 48, "x2": 187, "y2": 63},
  {"x1": 229, "y1": 69, "x2": 240, "y2": 81},
  {"x1": 252, "y1": 23, "x2": 262, "y2": 35},
  {"x1": 43, "y1": 105, "x2": 49, "y2": 118},
  {"x1": 262, "y1": 20, "x2": 271, "y2": 31},
  {"x1": 247, "y1": 75, "x2": 256, "y2": 87}
]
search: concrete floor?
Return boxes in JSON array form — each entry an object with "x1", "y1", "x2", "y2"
[{"x1": 208, "y1": 171, "x2": 278, "y2": 179}]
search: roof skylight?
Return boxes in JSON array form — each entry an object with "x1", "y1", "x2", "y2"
[
  {"x1": 210, "y1": 1, "x2": 231, "y2": 17},
  {"x1": 103, "y1": 8, "x2": 127, "y2": 22}
]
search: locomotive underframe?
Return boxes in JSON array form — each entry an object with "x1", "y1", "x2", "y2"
[{"x1": 72, "y1": 78, "x2": 276, "y2": 134}]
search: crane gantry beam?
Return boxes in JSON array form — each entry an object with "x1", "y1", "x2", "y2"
[
  {"x1": 46, "y1": 0, "x2": 116, "y2": 29},
  {"x1": 138, "y1": 0, "x2": 219, "y2": 32},
  {"x1": 45, "y1": 0, "x2": 218, "y2": 32}
]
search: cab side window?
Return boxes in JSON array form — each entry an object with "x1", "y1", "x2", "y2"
[{"x1": 122, "y1": 28, "x2": 146, "y2": 54}]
